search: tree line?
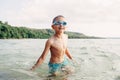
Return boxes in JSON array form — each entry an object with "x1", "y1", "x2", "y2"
[{"x1": 0, "y1": 21, "x2": 97, "y2": 39}]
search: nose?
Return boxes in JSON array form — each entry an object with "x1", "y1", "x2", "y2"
[{"x1": 59, "y1": 24, "x2": 64, "y2": 27}]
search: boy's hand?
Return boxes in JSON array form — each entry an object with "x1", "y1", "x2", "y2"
[
  {"x1": 30, "y1": 66, "x2": 35, "y2": 71},
  {"x1": 71, "y1": 59, "x2": 79, "y2": 65}
]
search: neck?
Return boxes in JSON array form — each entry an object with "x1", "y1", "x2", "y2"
[{"x1": 54, "y1": 33, "x2": 64, "y2": 38}]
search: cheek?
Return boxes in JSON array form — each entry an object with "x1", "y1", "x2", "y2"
[{"x1": 53, "y1": 27, "x2": 59, "y2": 30}]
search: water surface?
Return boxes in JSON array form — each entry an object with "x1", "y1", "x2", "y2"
[{"x1": 0, "y1": 39, "x2": 120, "y2": 80}]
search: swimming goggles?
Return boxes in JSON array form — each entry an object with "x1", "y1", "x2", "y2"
[{"x1": 53, "y1": 21, "x2": 67, "y2": 26}]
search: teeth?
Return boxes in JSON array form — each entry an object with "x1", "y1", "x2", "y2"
[{"x1": 59, "y1": 28, "x2": 64, "y2": 29}]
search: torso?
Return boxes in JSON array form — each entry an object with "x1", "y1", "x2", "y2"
[{"x1": 49, "y1": 34, "x2": 68, "y2": 63}]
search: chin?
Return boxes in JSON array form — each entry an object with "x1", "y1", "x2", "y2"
[{"x1": 59, "y1": 30, "x2": 65, "y2": 33}]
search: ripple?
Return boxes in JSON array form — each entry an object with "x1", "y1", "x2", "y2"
[
  {"x1": 115, "y1": 76, "x2": 120, "y2": 80},
  {"x1": 81, "y1": 52, "x2": 88, "y2": 55}
]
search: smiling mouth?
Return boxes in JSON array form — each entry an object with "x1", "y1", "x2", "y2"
[{"x1": 59, "y1": 28, "x2": 64, "y2": 30}]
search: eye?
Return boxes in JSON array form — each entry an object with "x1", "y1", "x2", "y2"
[
  {"x1": 63, "y1": 22, "x2": 67, "y2": 26},
  {"x1": 57, "y1": 21, "x2": 61, "y2": 24}
]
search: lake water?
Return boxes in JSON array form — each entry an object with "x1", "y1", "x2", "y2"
[{"x1": 0, "y1": 39, "x2": 120, "y2": 80}]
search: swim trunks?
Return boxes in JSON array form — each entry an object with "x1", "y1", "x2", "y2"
[{"x1": 48, "y1": 59, "x2": 68, "y2": 74}]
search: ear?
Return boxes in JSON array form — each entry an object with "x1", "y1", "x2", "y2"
[
  {"x1": 51, "y1": 25, "x2": 54, "y2": 29},
  {"x1": 65, "y1": 26, "x2": 67, "y2": 29}
]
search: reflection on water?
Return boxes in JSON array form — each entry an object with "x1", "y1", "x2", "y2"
[{"x1": 0, "y1": 39, "x2": 120, "y2": 80}]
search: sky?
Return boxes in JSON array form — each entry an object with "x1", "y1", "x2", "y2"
[{"x1": 0, "y1": 0, "x2": 120, "y2": 37}]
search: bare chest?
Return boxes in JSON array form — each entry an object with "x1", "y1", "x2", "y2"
[{"x1": 52, "y1": 39, "x2": 67, "y2": 50}]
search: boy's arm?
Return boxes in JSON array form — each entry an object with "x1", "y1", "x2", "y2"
[
  {"x1": 65, "y1": 35, "x2": 73, "y2": 60},
  {"x1": 65, "y1": 48, "x2": 73, "y2": 60},
  {"x1": 31, "y1": 40, "x2": 51, "y2": 70},
  {"x1": 65, "y1": 48, "x2": 78, "y2": 65}
]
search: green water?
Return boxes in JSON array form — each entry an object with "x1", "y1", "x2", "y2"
[{"x1": 0, "y1": 39, "x2": 120, "y2": 80}]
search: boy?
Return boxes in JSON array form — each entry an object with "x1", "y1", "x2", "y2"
[{"x1": 31, "y1": 15, "x2": 74, "y2": 76}]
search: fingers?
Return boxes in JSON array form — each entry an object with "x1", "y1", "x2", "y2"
[{"x1": 30, "y1": 66, "x2": 35, "y2": 71}]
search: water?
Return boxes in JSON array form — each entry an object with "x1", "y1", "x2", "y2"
[{"x1": 0, "y1": 39, "x2": 120, "y2": 80}]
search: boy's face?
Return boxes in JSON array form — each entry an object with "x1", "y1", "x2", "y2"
[{"x1": 52, "y1": 17, "x2": 67, "y2": 33}]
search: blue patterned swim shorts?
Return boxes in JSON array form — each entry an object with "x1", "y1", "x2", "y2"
[{"x1": 48, "y1": 59, "x2": 68, "y2": 74}]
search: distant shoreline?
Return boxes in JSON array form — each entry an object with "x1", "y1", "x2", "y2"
[{"x1": 0, "y1": 21, "x2": 104, "y2": 39}]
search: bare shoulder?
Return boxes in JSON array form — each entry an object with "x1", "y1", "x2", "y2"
[
  {"x1": 64, "y1": 34, "x2": 68, "y2": 39},
  {"x1": 46, "y1": 36, "x2": 54, "y2": 45}
]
